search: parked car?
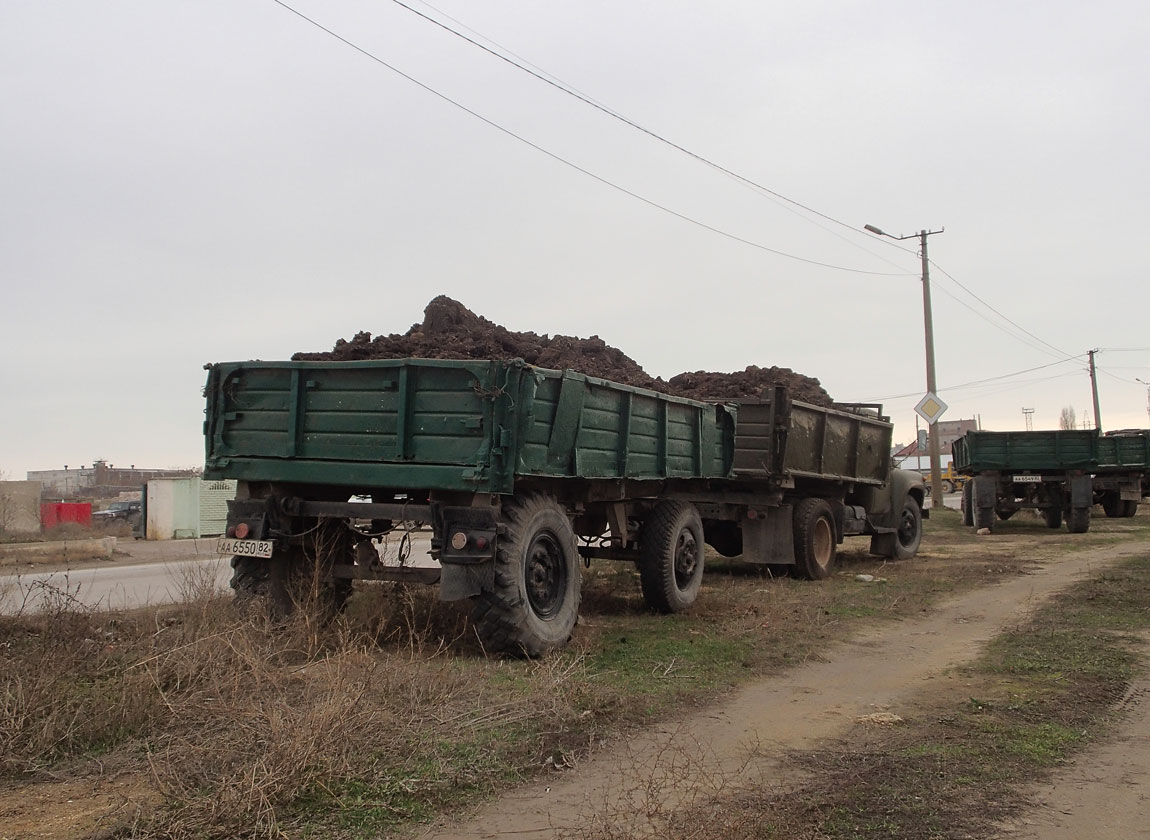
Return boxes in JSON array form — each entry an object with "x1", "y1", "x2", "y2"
[{"x1": 92, "y1": 500, "x2": 142, "y2": 523}]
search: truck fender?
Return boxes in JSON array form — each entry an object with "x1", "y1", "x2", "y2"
[
  {"x1": 868, "y1": 469, "x2": 926, "y2": 558},
  {"x1": 873, "y1": 469, "x2": 927, "y2": 526}
]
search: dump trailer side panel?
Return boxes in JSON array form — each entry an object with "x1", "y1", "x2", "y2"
[
  {"x1": 952, "y1": 430, "x2": 1098, "y2": 473},
  {"x1": 516, "y1": 370, "x2": 734, "y2": 480},
  {"x1": 204, "y1": 359, "x2": 735, "y2": 493},
  {"x1": 732, "y1": 393, "x2": 892, "y2": 485},
  {"x1": 1097, "y1": 431, "x2": 1150, "y2": 470}
]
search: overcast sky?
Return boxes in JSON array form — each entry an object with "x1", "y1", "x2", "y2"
[{"x1": 3, "y1": 0, "x2": 1149, "y2": 478}]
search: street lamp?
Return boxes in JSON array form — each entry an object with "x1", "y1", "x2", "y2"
[{"x1": 865, "y1": 223, "x2": 946, "y2": 509}]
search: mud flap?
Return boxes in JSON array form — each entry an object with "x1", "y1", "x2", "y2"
[
  {"x1": 439, "y1": 562, "x2": 495, "y2": 601},
  {"x1": 1070, "y1": 473, "x2": 1093, "y2": 508},
  {"x1": 741, "y1": 505, "x2": 794, "y2": 564}
]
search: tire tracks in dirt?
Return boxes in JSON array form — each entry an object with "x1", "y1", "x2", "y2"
[{"x1": 420, "y1": 541, "x2": 1149, "y2": 839}]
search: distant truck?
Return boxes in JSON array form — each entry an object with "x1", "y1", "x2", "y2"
[
  {"x1": 953, "y1": 429, "x2": 1147, "y2": 533},
  {"x1": 203, "y1": 358, "x2": 926, "y2": 655}
]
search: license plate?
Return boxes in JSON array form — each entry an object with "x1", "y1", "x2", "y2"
[
  {"x1": 218, "y1": 538, "x2": 274, "y2": 558},
  {"x1": 1012, "y1": 475, "x2": 1043, "y2": 483}
]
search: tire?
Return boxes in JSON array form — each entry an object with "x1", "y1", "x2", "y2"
[
  {"x1": 961, "y1": 482, "x2": 974, "y2": 527},
  {"x1": 1123, "y1": 499, "x2": 1140, "y2": 518},
  {"x1": 1067, "y1": 506, "x2": 1091, "y2": 534},
  {"x1": 996, "y1": 508, "x2": 1016, "y2": 521},
  {"x1": 893, "y1": 497, "x2": 923, "y2": 561},
  {"x1": 1042, "y1": 506, "x2": 1063, "y2": 529},
  {"x1": 230, "y1": 524, "x2": 353, "y2": 619},
  {"x1": 1102, "y1": 492, "x2": 1122, "y2": 518},
  {"x1": 941, "y1": 479, "x2": 955, "y2": 495},
  {"x1": 471, "y1": 494, "x2": 581, "y2": 657},
  {"x1": 792, "y1": 498, "x2": 837, "y2": 580},
  {"x1": 639, "y1": 501, "x2": 705, "y2": 613},
  {"x1": 231, "y1": 554, "x2": 292, "y2": 617}
]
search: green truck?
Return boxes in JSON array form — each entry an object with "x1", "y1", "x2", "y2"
[
  {"x1": 953, "y1": 429, "x2": 1147, "y2": 533},
  {"x1": 204, "y1": 358, "x2": 925, "y2": 654}
]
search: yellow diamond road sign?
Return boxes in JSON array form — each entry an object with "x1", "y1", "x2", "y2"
[{"x1": 915, "y1": 392, "x2": 948, "y2": 425}]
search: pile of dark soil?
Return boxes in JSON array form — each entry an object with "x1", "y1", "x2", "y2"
[{"x1": 293, "y1": 296, "x2": 832, "y2": 405}]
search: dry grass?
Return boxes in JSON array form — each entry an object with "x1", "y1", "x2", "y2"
[{"x1": 2, "y1": 508, "x2": 1145, "y2": 838}]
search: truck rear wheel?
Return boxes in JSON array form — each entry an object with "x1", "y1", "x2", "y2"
[
  {"x1": 1067, "y1": 506, "x2": 1091, "y2": 533},
  {"x1": 792, "y1": 498, "x2": 836, "y2": 580},
  {"x1": 1123, "y1": 499, "x2": 1140, "y2": 518},
  {"x1": 472, "y1": 494, "x2": 581, "y2": 657},
  {"x1": 1042, "y1": 506, "x2": 1063, "y2": 529},
  {"x1": 639, "y1": 501, "x2": 705, "y2": 613}
]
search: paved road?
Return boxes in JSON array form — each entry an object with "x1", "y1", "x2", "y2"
[
  {"x1": 0, "y1": 534, "x2": 436, "y2": 614},
  {"x1": 1, "y1": 495, "x2": 953, "y2": 614}
]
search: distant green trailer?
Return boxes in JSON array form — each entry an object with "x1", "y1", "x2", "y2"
[
  {"x1": 1094, "y1": 430, "x2": 1150, "y2": 518},
  {"x1": 204, "y1": 358, "x2": 924, "y2": 654},
  {"x1": 953, "y1": 429, "x2": 1099, "y2": 532}
]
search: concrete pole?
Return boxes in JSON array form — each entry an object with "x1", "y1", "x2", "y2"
[
  {"x1": 1088, "y1": 349, "x2": 1102, "y2": 430},
  {"x1": 920, "y1": 231, "x2": 944, "y2": 510}
]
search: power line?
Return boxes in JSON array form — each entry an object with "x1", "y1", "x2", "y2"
[
  {"x1": 864, "y1": 355, "x2": 1086, "y2": 402},
  {"x1": 268, "y1": 0, "x2": 911, "y2": 277},
  {"x1": 391, "y1": 0, "x2": 897, "y2": 243},
  {"x1": 928, "y1": 283, "x2": 1075, "y2": 360},
  {"x1": 928, "y1": 260, "x2": 1077, "y2": 361}
]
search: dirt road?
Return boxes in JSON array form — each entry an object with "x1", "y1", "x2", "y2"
[
  {"x1": 1002, "y1": 667, "x2": 1150, "y2": 839},
  {"x1": 419, "y1": 540, "x2": 1148, "y2": 839}
]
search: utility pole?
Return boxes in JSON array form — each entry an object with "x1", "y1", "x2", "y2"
[
  {"x1": 865, "y1": 224, "x2": 946, "y2": 508},
  {"x1": 1087, "y1": 349, "x2": 1102, "y2": 430}
]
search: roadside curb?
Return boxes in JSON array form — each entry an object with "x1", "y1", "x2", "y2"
[{"x1": 0, "y1": 537, "x2": 117, "y2": 562}]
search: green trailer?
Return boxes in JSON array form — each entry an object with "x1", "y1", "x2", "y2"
[
  {"x1": 953, "y1": 429, "x2": 1101, "y2": 532},
  {"x1": 205, "y1": 358, "x2": 924, "y2": 654},
  {"x1": 1094, "y1": 430, "x2": 1150, "y2": 518}
]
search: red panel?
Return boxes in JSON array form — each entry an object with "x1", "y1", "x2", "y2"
[{"x1": 40, "y1": 503, "x2": 92, "y2": 528}]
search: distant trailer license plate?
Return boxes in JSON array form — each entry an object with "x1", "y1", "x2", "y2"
[
  {"x1": 218, "y1": 538, "x2": 274, "y2": 558},
  {"x1": 1012, "y1": 475, "x2": 1043, "y2": 483}
]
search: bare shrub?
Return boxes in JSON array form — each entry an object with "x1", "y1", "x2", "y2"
[{"x1": 0, "y1": 582, "x2": 161, "y2": 775}]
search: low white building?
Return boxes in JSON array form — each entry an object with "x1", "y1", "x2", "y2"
[{"x1": 145, "y1": 478, "x2": 237, "y2": 540}]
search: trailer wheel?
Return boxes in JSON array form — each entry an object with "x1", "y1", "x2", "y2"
[
  {"x1": 230, "y1": 555, "x2": 272, "y2": 601},
  {"x1": 1123, "y1": 499, "x2": 1140, "y2": 518},
  {"x1": 639, "y1": 501, "x2": 705, "y2": 613},
  {"x1": 1102, "y1": 492, "x2": 1122, "y2": 518},
  {"x1": 231, "y1": 527, "x2": 353, "y2": 619},
  {"x1": 1067, "y1": 506, "x2": 1091, "y2": 533},
  {"x1": 893, "y1": 496, "x2": 923, "y2": 560},
  {"x1": 792, "y1": 498, "x2": 836, "y2": 580},
  {"x1": 472, "y1": 494, "x2": 580, "y2": 657},
  {"x1": 961, "y1": 482, "x2": 974, "y2": 527},
  {"x1": 1042, "y1": 506, "x2": 1063, "y2": 529}
]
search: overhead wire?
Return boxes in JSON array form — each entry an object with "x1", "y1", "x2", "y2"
[
  {"x1": 928, "y1": 261, "x2": 1077, "y2": 361},
  {"x1": 268, "y1": 0, "x2": 910, "y2": 276},
  {"x1": 864, "y1": 355, "x2": 1087, "y2": 402},
  {"x1": 392, "y1": 0, "x2": 895, "y2": 242},
  {"x1": 397, "y1": 0, "x2": 1099, "y2": 364}
]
